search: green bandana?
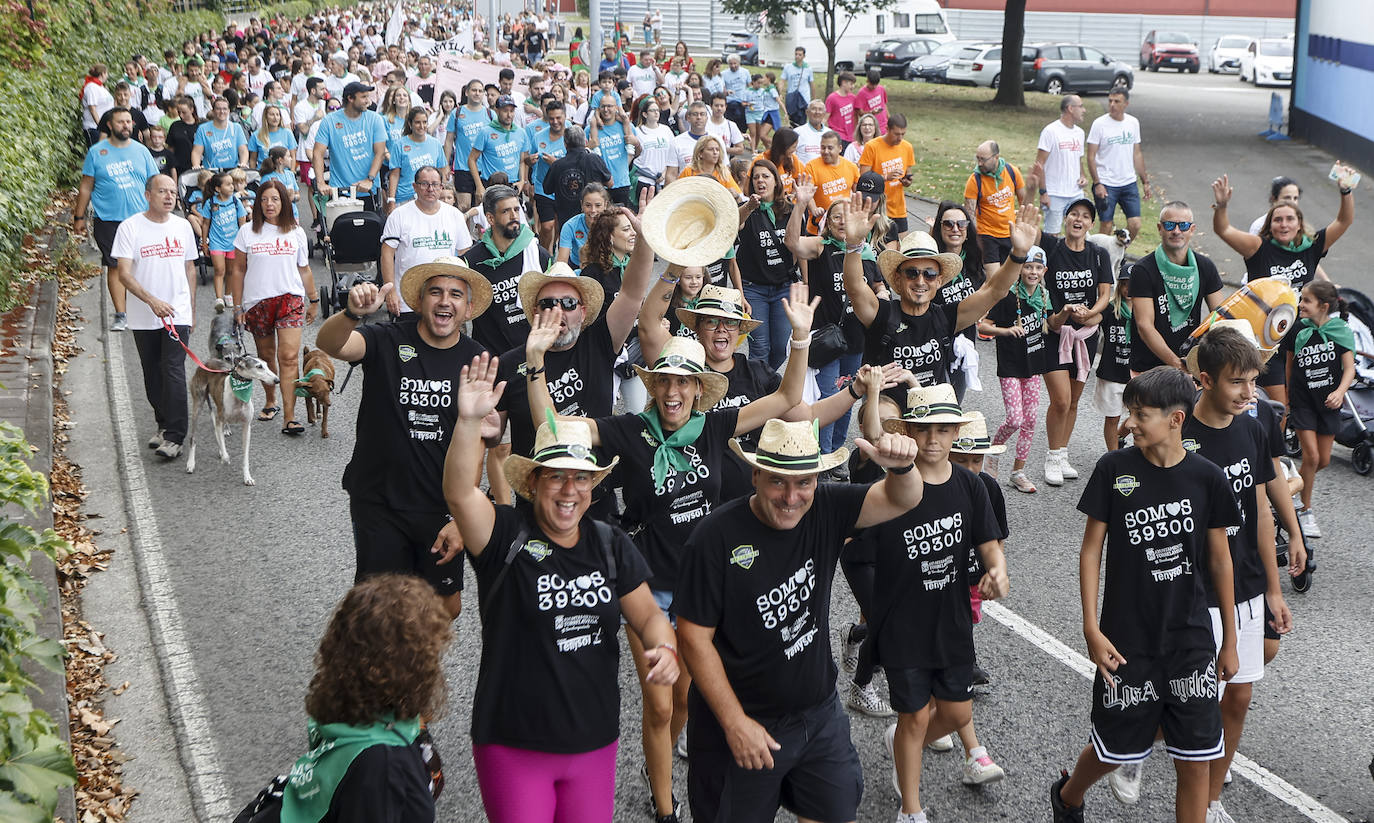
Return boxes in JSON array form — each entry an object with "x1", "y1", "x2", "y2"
[
  {"x1": 1152, "y1": 246, "x2": 1200, "y2": 331},
  {"x1": 975, "y1": 158, "x2": 1007, "y2": 181},
  {"x1": 1015, "y1": 280, "x2": 1047, "y2": 316},
  {"x1": 637, "y1": 407, "x2": 706, "y2": 488},
  {"x1": 758, "y1": 201, "x2": 775, "y2": 223},
  {"x1": 949, "y1": 250, "x2": 967, "y2": 283},
  {"x1": 230, "y1": 374, "x2": 254, "y2": 403},
  {"x1": 1116, "y1": 299, "x2": 1133, "y2": 343},
  {"x1": 293, "y1": 368, "x2": 326, "y2": 398},
  {"x1": 1294, "y1": 316, "x2": 1355, "y2": 354},
  {"x1": 1271, "y1": 234, "x2": 1314, "y2": 254},
  {"x1": 475, "y1": 223, "x2": 536, "y2": 269},
  {"x1": 281, "y1": 716, "x2": 421, "y2": 823}
]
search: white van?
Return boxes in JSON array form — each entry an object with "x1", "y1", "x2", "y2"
[{"x1": 756, "y1": 0, "x2": 956, "y2": 71}]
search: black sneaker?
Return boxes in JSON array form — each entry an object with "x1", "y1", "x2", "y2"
[
  {"x1": 654, "y1": 814, "x2": 680, "y2": 823},
  {"x1": 1050, "y1": 769, "x2": 1084, "y2": 823},
  {"x1": 972, "y1": 662, "x2": 991, "y2": 686}
]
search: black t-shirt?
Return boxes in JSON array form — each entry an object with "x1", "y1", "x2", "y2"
[
  {"x1": 1282, "y1": 321, "x2": 1351, "y2": 408},
  {"x1": 863, "y1": 299, "x2": 964, "y2": 392},
  {"x1": 1253, "y1": 386, "x2": 1286, "y2": 459},
  {"x1": 870, "y1": 465, "x2": 999, "y2": 668},
  {"x1": 342, "y1": 323, "x2": 486, "y2": 511},
  {"x1": 101, "y1": 106, "x2": 150, "y2": 139},
  {"x1": 675, "y1": 483, "x2": 870, "y2": 717},
  {"x1": 464, "y1": 242, "x2": 547, "y2": 353},
  {"x1": 1181, "y1": 412, "x2": 1276, "y2": 605},
  {"x1": 1095, "y1": 303, "x2": 1133, "y2": 384},
  {"x1": 470, "y1": 506, "x2": 650, "y2": 752},
  {"x1": 1127, "y1": 251, "x2": 1223, "y2": 372},
  {"x1": 970, "y1": 469, "x2": 1008, "y2": 578},
  {"x1": 595, "y1": 407, "x2": 740, "y2": 591},
  {"x1": 578, "y1": 260, "x2": 624, "y2": 305},
  {"x1": 167, "y1": 120, "x2": 199, "y2": 175},
  {"x1": 1040, "y1": 233, "x2": 1110, "y2": 328},
  {"x1": 1243, "y1": 228, "x2": 1327, "y2": 290},
  {"x1": 1077, "y1": 447, "x2": 1240, "y2": 656},
  {"x1": 934, "y1": 257, "x2": 985, "y2": 342},
  {"x1": 498, "y1": 315, "x2": 618, "y2": 457},
  {"x1": 149, "y1": 147, "x2": 176, "y2": 178},
  {"x1": 711, "y1": 354, "x2": 781, "y2": 501},
  {"x1": 985, "y1": 290, "x2": 1049, "y2": 379},
  {"x1": 545, "y1": 149, "x2": 613, "y2": 224},
  {"x1": 322, "y1": 742, "x2": 435, "y2": 823},
  {"x1": 811, "y1": 243, "x2": 878, "y2": 352},
  {"x1": 734, "y1": 208, "x2": 797, "y2": 287},
  {"x1": 270, "y1": 62, "x2": 291, "y2": 81}
]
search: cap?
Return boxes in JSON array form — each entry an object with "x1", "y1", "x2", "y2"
[
  {"x1": 856, "y1": 171, "x2": 885, "y2": 196},
  {"x1": 1026, "y1": 245, "x2": 1047, "y2": 266},
  {"x1": 342, "y1": 81, "x2": 375, "y2": 99},
  {"x1": 495, "y1": 94, "x2": 517, "y2": 108},
  {"x1": 225, "y1": 53, "x2": 239, "y2": 62}
]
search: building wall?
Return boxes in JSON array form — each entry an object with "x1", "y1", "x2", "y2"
[
  {"x1": 941, "y1": 0, "x2": 1295, "y2": 14},
  {"x1": 1291, "y1": 0, "x2": 1374, "y2": 170}
]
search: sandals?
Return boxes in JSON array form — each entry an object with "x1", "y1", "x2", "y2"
[
  {"x1": 282, "y1": 421, "x2": 305, "y2": 436},
  {"x1": 257, "y1": 406, "x2": 280, "y2": 422}
]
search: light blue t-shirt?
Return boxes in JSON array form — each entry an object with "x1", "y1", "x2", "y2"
[
  {"x1": 318, "y1": 109, "x2": 388, "y2": 190},
  {"x1": 558, "y1": 213, "x2": 590, "y2": 268},
  {"x1": 529, "y1": 129, "x2": 567, "y2": 199},
  {"x1": 594, "y1": 120, "x2": 631, "y2": 188},
  {"x1": 702, "y1": 75, "x2": 726, "y2": 96},
  {"x1": 722, "y1": 67, "x2": 751, "y2": 101},
  {"x1": 81, "y1": 140, "x2": 158, "y2": 222},
  {"x1": 197, "y1": 195, "x2": 247, "y2": 252},
  {"x1": 471, "y1": 122, "x2": 529, "y2": 182},
  {"x1": 193, "y1": 121, "x2": 248, "y2": 169},
  {"x1": 389, "y1": 134, "x2": 446, "y2": 204},
  {"x1": 247, "y1": 128, "x2": 298, "y2": 158},
  {"x1": 383, "y1": 115, "x2": 407, "y2": 145},
  {"x1": 447, "y1": 106, "x2": 492, "y2": 170},
  {"x1": 261, "y1": 169, "x2": 300, "y2": 218},
  {"x1": 781, "y1": 62, "x2": 814, "y2": 105}
]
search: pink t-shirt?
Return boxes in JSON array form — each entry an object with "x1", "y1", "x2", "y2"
[
  {"x1": 854, "y1": 85, "x2": 889, "y2": 133},
  {"x1": 825, "y1": 91, "x2": 856, "y2": 142}
]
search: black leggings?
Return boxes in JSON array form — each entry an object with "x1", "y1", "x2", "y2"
[{"x1": 840, "y1": 551, "x2": 878, "y2": 686}]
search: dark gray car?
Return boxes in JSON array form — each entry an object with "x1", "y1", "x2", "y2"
[{"x1": 1021, "y1": 42, "x2": 1134, "y2": 95}]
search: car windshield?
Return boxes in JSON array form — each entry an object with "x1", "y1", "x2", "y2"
[
  {"x1": 1219, "y1": 37, "x2": 1250, "y2": 49},
  {"x1": 1260, "y1": 40, "x2": 1293, "y2": 56},
  {"x1": 1157, "y1": 32, "x2": 1192, "y2": 44},
  {"x1": 874, "y1": 40, "x2": 904, "y2": 50},
  {"x1": 933, "y1": 41, "x2": 968, "y2": 57},
  {"x1": 956, "y1": 47, "x2": 982, "y2": 59}
]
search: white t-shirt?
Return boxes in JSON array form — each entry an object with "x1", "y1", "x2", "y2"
[
  {"x1": 1036, "y1": 119, "x2": 1086, "y2": 197},
  {"x1": 1086, "y1": 113, "x2": 1142, "y2": 188},
  {"x1": 293, "y1": 98, "x2": 324, "y2": 134},
  {"x1": 323, "y1": 72, "x2": 362, "y2": 103},
  {"x1": 247, "y1": 69, "x2": 273, "y2": 98},
  {"x1": 82, "y1": 83, "x2": 115, "y2": 130},
  {"x1": 299, "y1": 119, "x2": 323, "y2": 164},
  {"x1": 705, "y1": 117, "x2": 744, "y2": 148},
  {"x1": 1248, "y1": 214, "x2": 1267, "y2": 235},
  {"x1": 290, "y1": 71, "x2": 326, "y2": 104},
  {"x1": 382, "y1": 202, "x2": 475, "y2": 313},
  {"x1": 233, "y1": 223, "x2": 311, "y2": 308},
  {"x1": 627, "y1": 64, "x2": 658, "y2": 98},
  {"x1": 634, "y1": 123, "x2": 674, "y2": 177},
  {"x1": 668, "y1": 131, "x2": 705, "y2": 172},
  {"x1": 795, "y1": 123, "x2": 826, "y2": 166},
  {"x1": 181, "y1": 80, "x2": 210, "y2": 118},
  {"x1": 842, "y1": 141, "x2": 865, "y2": 165},
  {"x1": 111, "y1": 213, "x2": 199, "y2": 330}
]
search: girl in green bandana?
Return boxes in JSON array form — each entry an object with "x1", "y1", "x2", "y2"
[{"x1": 1283, "y1": 281, "x2": 1357, "y2": 540}]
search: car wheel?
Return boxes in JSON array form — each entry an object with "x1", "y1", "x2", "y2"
[
  {"x1": 1045, "y1": 77, "x2": 1063, "y2": 95},
  {"x1": 990, "y1": 72, "x2": 999, "y2": 88},
  {"x1": 1112, "y1": 75, "x2": 1130, "y2": 92},
  {"x1": 1188, "y1": 64, "x2": 1199, "y2": 73},
  {"x1": 1253, "y1": 68, "x2": 1259, "y2": 84}
]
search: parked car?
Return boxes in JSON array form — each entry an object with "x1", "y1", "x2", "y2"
[
  {"x1": 905, "y1": 39, "x2": 981, "y2": 82},
  {"x1": 1208, "y1": 35, "x2": 1252, "y2": 73},
  {"x1": 1240, "y1": 37, "x2": 1293, "y2": 86},
  {"x1": 1140, "y1": 30, "x2": 1200, "y2": 72},
  {"x1": 946, "y1": 43, "x2": 1012, "y2": 88},
  {"x1": 865, "y1": 37, "x2": 943, "y2": 77},
  {"x1": 1022, "y1": 42, "x2": 1134, "y2": 94},
  {"x1": 721, "y1": 31, "x2": 759, "y2": 66}
]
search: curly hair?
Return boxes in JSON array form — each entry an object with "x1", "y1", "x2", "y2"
[
  {"x1": 305, "y1": 575, "x2": 452, "y2": 727},
  {"x1": 584, "y1": 207, "x2": 630, "y2": 272}
]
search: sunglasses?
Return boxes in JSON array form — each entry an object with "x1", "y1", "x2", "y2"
[
  {"x1": 902, "y1": 268, "x2": 943, "y2": 281},
  {"x1": 537, "y1": 296, "x2": 582, "y2": 311},
  {"x1": 941, "y1": 218, "x2": 969, "y2": 230},
  {"x1": 699, "y1": 316, "x2": 742, "y2": 330},
  {"x1": 541, "y1": 469, "x2": 595, "y2": 490},
  {"x1": 1161, "y1": 220, "x2": 1194, "y2": 232}
]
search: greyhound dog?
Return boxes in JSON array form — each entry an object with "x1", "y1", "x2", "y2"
[
  {"x1": 296, "y1": 346, "x2": 336, "y2": 438},
  {"x1": 1088, "y1": 227, "x2": 1133, "y2": 280},
  {"x1": 186, "y1": 354, "x2": 280, "y2": 486}
]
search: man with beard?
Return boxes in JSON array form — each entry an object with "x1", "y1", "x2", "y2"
[
  {"x1": 465, "y1": 184, "x2": 547, "y2": 354},
  {"x1": 315, "y1": 260, "x2": 492, "y2": 619}
]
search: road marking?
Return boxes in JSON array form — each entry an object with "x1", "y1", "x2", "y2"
[
  {"x1": 103, "y1": 317, "x2": 235, "y2": 822},
  {"x1": 981, "y1": 601, "x2": 1349, "y2": 823}
]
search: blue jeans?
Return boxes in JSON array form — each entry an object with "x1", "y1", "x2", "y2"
[
  {"x1": 816, "y1": 350, "x2": 862, "y2": 452},
  {"x1": 743, "y1": 281, "x2": 791, "y2": 370}
]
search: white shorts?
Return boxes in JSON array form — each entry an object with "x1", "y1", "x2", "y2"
[
  {"x1": 1093, "y1": 377, "x2": 1127, "y2": 418},
  {"x1": 1043, "y1": 193, "x2": 1081, "y2": 234},
  {"x1": 1210, "y1": 593, "x2": 1266, "y2": 691}
]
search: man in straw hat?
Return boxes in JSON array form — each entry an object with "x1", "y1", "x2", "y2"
[
  {"x1": 316, "y1": 258, "x2": 492, "y2": 618},
  {"x1": 379, "y1": 164, "x2": 474, "y2": 319},
  {"x1": 868, "y1": 386, "x2": 1009, "y2": 821},
  {"x1": 843, "y1": 194, "x2": 1041, "y2": 398},
  {"x1": 674, "y1": 417, "x2": 924, "y2": 823}
]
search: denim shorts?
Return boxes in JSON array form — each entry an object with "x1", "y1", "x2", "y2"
[{"x1": 1095, "y1": 182, "x2": 1141, "y2": 221}]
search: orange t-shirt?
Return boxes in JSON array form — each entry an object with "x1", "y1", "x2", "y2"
[
  {"x1": 804, "y1": 156, "x2": 859, "y2": 211},
  {"x1": 750, "y1": 152, "x2": 800, "y2": 195},
  {"x1": 962, "y1": 162, "x2": 1024, "y2": 239},
  {"x1": 679, "y1": 164, "x2": 743, "y2": 195},
  {"x1": 859, "y1": 137, "x2": 916, "y2": 218}
]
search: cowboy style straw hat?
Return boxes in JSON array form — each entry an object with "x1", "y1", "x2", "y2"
[
  {"x1": 1184, "y1": 317, "x2": 1277, "y2": 377},
  {"x1": 876, "y1": 231, "x2": 963, "y2": 295},
  {"x1": 949, "y1": 411, "x2": 1007, "y2": 455},
  {"x1": 632, "y1": 337, "x2": 730, "y2": 411},
  {"x1": 503, "y1": 414, "x2": 619, "y2": 501},
  {"x1": 640, "y1": 175, "x2": 741, "y2": 267},
  {"x1": 399, "y1": 256, "x2": 493, "y2": 317},
  {"x1": 675, "y1": 284, "x2": 763, "y2": 334},
  {"x1": 882, "y1": 384, "x2": 977, "y2": 433},
  {"x1": 729, "y1": 418, "x2": 849, "y2": 476},
  {"x1": 518, "y1": 261, "x2": 606, "y2": 329}
]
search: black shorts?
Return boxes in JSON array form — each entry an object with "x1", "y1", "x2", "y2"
[
  {"x1": 886, "y1": 663, "x2": 976, "y2": 713},
  {"x1": 1089, "y1": 646, "x2": 1223, "y2": 764},
  {"x1": 94, "y1": 216, "x2": 121, "y2": 268},
  {"x1": 453, "y1": 170, "x2": 477, "y2": 194},
  {"x1": 687, "y1": 691, "x2": 862, "y2": 823},
  {"x1": 533, "y1": 194, "x2": 557, "y2": 223},
  {"x1": 1288, "y1": 392, "x2": 1341, "y2": 435},
  {"x1": 609, "y1": 185, "x2": 631, "y2": 206},
  {"x1": 1258, "y1": 353, "x2": 1286, "y2": 388},
  {"x1": 1044, "y1": 327, "x2": 1100, "y2": 374},
  {"x1": 979, "y1": 234, "x2": 1012, "y2": 264},
  {"x1": 349, "y1": 499, "x2": 464, "y2": 596},
  {"x1": 1263, "y1": 600, "x2": 1279, "y2": 642},
  {"x1": 890, "y1": 216, "x2": 910, "y2": 235}
]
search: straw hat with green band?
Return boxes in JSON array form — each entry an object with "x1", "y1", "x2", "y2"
[
  {"x1": 399, "y1": 256, "x2": 493, "y2": 318},
  {"x1": 882, "y1": 384, "x2": 976, "y2": 433},
  {"x1": 876, "y1": 231, "x2": 964, "y2": 295},
  {"x1": 675, "y1": 284, "x2": 762, "y2": 334},
  {"x1": 503, "y1": 411, "x2": 619, "y2": 501},
  {"x1": 518, "y1": 261, "x2": 606, "y2": 329},
  {"x1": 949, "y1": 411, "x2": 1007, "y2": 455},
  {"x1": 729, "y1": 418, "x2": 849, "y2": 476},
  {"x1": 632, "y1": 338, "x2": 729, "y2": 411}
]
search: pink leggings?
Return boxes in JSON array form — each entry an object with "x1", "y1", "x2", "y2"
[
  {"x1": 473, "y1": 740, "x2": 618, "y2": 823},
  {"x1": 995, "y1": 376, "x2": 1042, "y2": 462}
]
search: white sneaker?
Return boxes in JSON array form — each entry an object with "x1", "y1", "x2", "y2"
[
  {"x1": 962, "y1": 752, "x2": 1006, "y2": 785},
  {"x1": 840, "y1": 623, "x2": 862, "y2": 674},
  {"x1": 895, "y1": 811, "x2": 928, "y2": 823},
  {"x1": 844, "y1": 681, "x2": 895, "y2": 717},
  {"x1": 675, "y1": 728, "x2": 688, "y2": 759},
  {"x1": 214, "y1": 297, "x2": 226, "y2": 312},
  {"x1": 1010, "y1": 470, "x2": 1038, "y2": 494},
  {"x1": 927, "y1": 733, "x2": 955, "y2": 752},
  {"x1": 1224, "y1": 767, "x2": 1232, "y2": 785},
  {"x1": 154, "y1": 440, "x2": 182, "y2": 459},
  {"x1": 1109, "y1": 760, "x2": 1143, "y2": 805},
  {"x1": 1058, "y1": 449, "x2": 1079, "y2": 480},
  {"x1": 1298, "y1": 508, "x2": 1321, "y2": 539},
  {"x1": 147, "y1": 429, "x2": 165, "y2": 450},
  {"x1": 110, "y1": 313, "x2": 128, "y2": 332},
  {"x1": 885, "y1": 723, "x2": 901, "y2": 798},
  {"x1": 1044, "y1": 451, "x2": 1064, "y2": 486},
  {"x1": 984, "y1": 454, "x2": 1000, "y2": 478},
  {"x1": 1206, "y1": 800, "x2": 1237, "y2": 823}
]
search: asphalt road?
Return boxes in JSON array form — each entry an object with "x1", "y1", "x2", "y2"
[{"x1": 72, "y1": 69, "x2": 1374, "y2": 823}]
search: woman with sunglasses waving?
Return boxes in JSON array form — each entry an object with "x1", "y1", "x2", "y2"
[
  {"x1": 526, "y1": 283, "x2": 817, "y2": 823},
  {"x1": 931, "y1": 201, "x2": 987, "y2": 401}
]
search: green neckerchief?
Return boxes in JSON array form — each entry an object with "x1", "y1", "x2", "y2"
[
  {"x1": 1014, "y1": 279, "x2": 1047, "y2": 316},
  {"x1": 949, "y1": 250, "x2": 968, "y2": 283},
  {"x1": 293, "y1": 368, "x2": 327, "y2": 397},
  {"x1": 230, "y1": 374, "x2": 254, "y2": 403},
  {"x1": 821, "y1": 235, "x2": 845, "y2": 251},
  {"x1": 476, "y1": 223, "x2": 536, "y2": 268},
  {"x1": 975, "y1": 158, "x2": 1007, "y2": 181},
  {"x1": 757, "y1": 201, "x2": 775, "y2": 223},
  {"x1": 281, "y1": 716, "x2": 421, "y2": 823},
  {"x1": 489, "y1": 119, "x2": 517, "y2": 135},
  {"x1": 1271, "y1": 234, "x2": 1314, "y2": 254},
  {"x1": 610, "y1": 252, "x2": 630, "y2": 277},
  {"x1": 1116, "y1": 298, "x2": 1133, "y2": 343},
  {"x1": 637, "y1": 407, "x2": 706, "y2": 487},
  {"x1": 1294, "y1": 315, "x2": 1355, "y2": 353},
  {"x1": 821, "y1": 234, "x2": 874, "y2": 261},
  {"x1": 1152, "y1": 245, "x2": 1200, "y2": 331}
]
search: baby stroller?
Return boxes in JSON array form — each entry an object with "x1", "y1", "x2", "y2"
[
  {"x1": 313, "y1": 187, "x2": 384, "y2": 318},
  {"x1": 1283, "y1": 286, "x2": 1374, "y2": 476}
]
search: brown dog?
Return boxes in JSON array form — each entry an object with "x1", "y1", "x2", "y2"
[{"x1": 297, "y1": 346, "x2": 336, "y2": 438}]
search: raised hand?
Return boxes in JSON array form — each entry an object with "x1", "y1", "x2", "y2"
[
  {"x1": 842, "y1": 192, "x2": 879, "y2": 242},
  {"x1": 348, "y1": 281, "x2": 393, "y2": 316},
  {"x1": 526, "y1": 306, "x2": 564, "y2": 361},
  {"x1": 854, "y1": 430, "x2": 919, "y2": 470},
  {"x1": 1211, "y1": 174, "x2": 1233, "y2": 207},
  {"x1": 793, "y1": 173, "x2": 817, "y2": 206},
  {"x1": 457, "y1": 353, "x2": 506, "y2": 421},
  {"x1": 1008, "y1": 203, "x2": 1043, "y2": 255},
  {"x1": 781, "y1": 281, "x2": 819, "y2": 337}
]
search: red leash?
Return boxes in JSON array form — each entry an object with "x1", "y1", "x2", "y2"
[{"x1": 162, "y1": 318, "x2": 229, "y2": 373}]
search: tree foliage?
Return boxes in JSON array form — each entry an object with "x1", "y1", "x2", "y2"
[
  {"x1": 992, "y1": 0, "x2": 1027, "y2": 106},
  {"x1": 722, "y1": 0, "x2": 897, "y2": 94}
]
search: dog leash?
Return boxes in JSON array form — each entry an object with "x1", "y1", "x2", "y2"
[{"x1": 162, "y1": 318, "x2": 229, "y2": 373}]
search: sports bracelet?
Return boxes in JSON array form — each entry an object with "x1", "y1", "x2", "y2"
[
  {"x1": 526, "y1": 365, "x2": 546, "y2": 381},
  {"x1": 1008, "y1": 252, "x2": 1028, "y2": 264},
  {"x1": 847, "y1": 382, "x2": 862, "y2": 400},
  {"x1": 789, "y1": 337, "x2": 811, "y2": 350},
  {"x1": 844, "y1": 243, "x2": 864, "y2": 254},
  {"x1": 888, "y1": 462, "x2": 916, "y2": 475},
  {"x1": 342, "y1": 307, "x2": 364, "y2": 321},
  {"x1": 309, "y1": 298, "x2": 320, "y2": 303},
  {"x1": 658, "y1": 642, "x2": 678, "y2": 660},
  {"x1": 1340, "y1": 187, "x2": 1354, "y2": 195}
]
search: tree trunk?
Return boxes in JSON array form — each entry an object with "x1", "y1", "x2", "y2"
[{"x1": 992, "y1": 0, "x2": 1026, "y2": 107}]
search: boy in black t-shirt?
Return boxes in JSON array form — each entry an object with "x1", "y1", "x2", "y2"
[{"x1": 1052, "y1": 367, "x2": 1240, "y2": 823}]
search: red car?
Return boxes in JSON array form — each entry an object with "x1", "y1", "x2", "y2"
[{"x1": 1140, "y1": 30, "x2": 1200, "y2": 73}]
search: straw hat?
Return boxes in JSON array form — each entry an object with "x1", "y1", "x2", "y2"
[
  {"x1": 399, "y1": 257, "x2": 493, "y2": 318},
  {"x1": 729, "y1": 418, "x2": 849, "y2": 476},
  {"x1": 518, "y1": 261, "x2": 606, "y2": 329},
  {"x1": 640, "y1": 175, "x2": 741, "y2": 267},
  {"x1": 949, "y1": 411, "x2": 1007, "y2": 455},
  {"x1": 675, "y1": 284, "x2": 762, "y2": 334},
  {"x1": 877, "y1": 231, "x2": 964, "y2": 294},
  {"x1": 503, "y1": 415, "x2": 619, "y2": 501},
  {"x1": 882, "y1": 384, "x2": 976, "y2": 433},
  {"x1": 632, "y1": 337, "x2": 730, "y2": 411},
  {"x1": 1184, "y1": 318, "x2": 1277, "y2": 377}
]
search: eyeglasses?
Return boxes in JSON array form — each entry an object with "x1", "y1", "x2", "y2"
[
  {"x1": 537, "y1": 296, "x2": 583, "y2": 311},
  {"x1": 1161, "y1": 220, "x2": 1194, "y2": 232},
  {"x1": 940, "y1": 218, "x2": 969, "y2": 230},
  {"x1": 902, "y1": 268, "x2": 943, "y2": 281},
  {"x1": 699, "y1": 316, "x2": 742, "y2": 330},
  {"x1": 414, "y1": 181, "x2": 443, "y2": 189},
  {"x1": 541, "y1": 469, "x2": 595, "y2": 490}
]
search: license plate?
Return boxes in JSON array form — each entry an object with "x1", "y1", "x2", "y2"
[
  {"x1": 1275, "y1": 72, "x2": 1290, "y2": 79},
  {"x1": 1170, "y1": 57, "x2": 1186, "y2": 63}
]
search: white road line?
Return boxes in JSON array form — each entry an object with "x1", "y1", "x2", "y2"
[
  {"x1": 981, "y1": 601, "x2": 1349, "y2": 823},
  {"x1": 103, "y1": 319, "x2": 235, "y2": 822}
]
